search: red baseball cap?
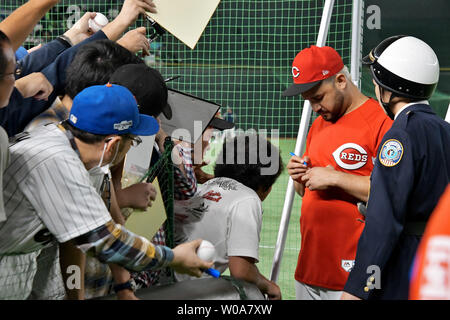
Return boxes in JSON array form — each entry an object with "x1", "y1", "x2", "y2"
[{"x1": 282, "y1": 45, "x2": 344, "y2": 96}]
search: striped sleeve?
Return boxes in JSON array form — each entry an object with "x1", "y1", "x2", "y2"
[{"x1": 74, "y1": 220, "x2": 174, "y2": 272}]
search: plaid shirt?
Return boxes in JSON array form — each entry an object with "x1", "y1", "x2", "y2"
[
  {"x1": 130, "y1": 225, "x2": 166, "y2": 289},
  {"x1": 83, "y1": 225, "x2": 168, "y2": 299},
  {"x1": 173, "y1": 144, "x2": 197, "y2": 200}
]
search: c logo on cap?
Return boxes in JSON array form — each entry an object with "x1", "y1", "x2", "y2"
[{"x1": 292, "y1": 66, "x2": 300, "y2": 78}]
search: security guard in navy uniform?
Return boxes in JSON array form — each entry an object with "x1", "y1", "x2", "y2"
[{"x1": 341, "y1": 35, "x2": 450, "y2": 300}]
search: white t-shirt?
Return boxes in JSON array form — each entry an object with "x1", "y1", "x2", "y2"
[
  {"x1": 0, "y1": 124, "x2": 111, "y2": 255},
  {"x1": 175, "y1": 177, "x2": 263, "y2": 277}
]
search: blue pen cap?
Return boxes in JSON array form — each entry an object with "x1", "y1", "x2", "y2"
[{"x1": 205, "y1": 268, "x2": 221, "y2": 278}]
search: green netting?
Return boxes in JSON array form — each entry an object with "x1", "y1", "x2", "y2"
[
  {"x1": 142, "y1": 138, "x2": 175, "y2": 249},
  {"x1": 146, "y1": 138, "x2": 175, "y2": 285},
  {"x1": 156, "y1": 1, "x2": 353, "y2": 137},
  {"x1": 1, "y1": 0, "x2": 356, "y2": 300},
  {"x1": 1, "y1": 1, "x2": 123, "y2": 43}
]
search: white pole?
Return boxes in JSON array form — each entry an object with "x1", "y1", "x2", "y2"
[
  {"x1": 351, "y1": 0, "x2": 364, "y2": 88},
  {"x1": 270, "y1": 0, "x2": 335, "y2": 283}
]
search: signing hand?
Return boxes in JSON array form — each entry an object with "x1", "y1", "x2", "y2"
[
  {"x1": 287, "y1": 155, "x2": 310, "y2": 183},
  {"x1": 301, "y1": 165, "x2": 337, "y2": 191}
]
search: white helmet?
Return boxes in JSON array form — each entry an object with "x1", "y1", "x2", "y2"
[{"x1": 363, "y1": 35, "x2": 439, "y2": 100}]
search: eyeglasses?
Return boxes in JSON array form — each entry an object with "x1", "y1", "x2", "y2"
[{"x1": 125, "y1": 135, "x2": 142, "y2": 147}]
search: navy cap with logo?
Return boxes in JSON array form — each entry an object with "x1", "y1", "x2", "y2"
[{"x1": 68, "y1": 83, "x2": 159, "y2": 136}]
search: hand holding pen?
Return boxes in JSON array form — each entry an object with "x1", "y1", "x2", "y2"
[
  {"x1": 287, "y1": 152, "x2": 310, "y2": 183},
  {"x1": 289, "y1": 152, "x2": 308, "y2": 166}
]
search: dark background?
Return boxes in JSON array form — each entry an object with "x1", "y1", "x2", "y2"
[{"x1": 361, "y1": 0, "x2": 450, "y2": 118}]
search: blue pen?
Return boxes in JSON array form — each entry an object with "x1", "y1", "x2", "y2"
[
  {"x1": 205, "y1": 268, "x2": 220, "y2": 278},
  {"x1": 290, "y1": 152, "x2": 308, "y2": 166}
]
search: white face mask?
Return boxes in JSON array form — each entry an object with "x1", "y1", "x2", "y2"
[{"x1": 89, "y1": 139, "x2": 120, "y2": 176}]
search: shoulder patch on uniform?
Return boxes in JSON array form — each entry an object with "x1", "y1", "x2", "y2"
[{"x1": 379, "y1": 139, "x2": 404, "y2": 167}]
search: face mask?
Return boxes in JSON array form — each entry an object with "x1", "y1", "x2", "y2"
[
  {"x1": 88, "y1": 164, "x2": 110, "y2": 177},
  {"x1": 89, "y1": 139, "x2": 121, "y2": 176}
]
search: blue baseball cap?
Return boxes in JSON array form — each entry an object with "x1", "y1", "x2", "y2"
[{"x1": 69, "y1": 83, "x2": 159, "y2": 136}]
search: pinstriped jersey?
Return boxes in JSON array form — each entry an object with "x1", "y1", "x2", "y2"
[
  {"x1": 0, "y1": 126, "x2": 8, "y2": 222},
  {"x1": 0, "y1": 124, "x2": 111, "y2": 255}
]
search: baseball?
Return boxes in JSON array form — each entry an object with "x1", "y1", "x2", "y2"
[
  {"x1": 196, "y1": 240, "x2": 216, "y2": 262},
  {"x1": 88, "y1": 13, "x2": 108, "y2": 33}
]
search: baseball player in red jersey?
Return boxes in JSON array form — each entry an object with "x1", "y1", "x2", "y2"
[
  {"x1": 283, "y1": 46, "x2": 392, "y2": 299},
  {"x1": 409, "y1": 185, "x2": 450, "y2": 300}
]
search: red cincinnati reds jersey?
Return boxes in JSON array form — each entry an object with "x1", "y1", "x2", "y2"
[
  {"x1": 295, "y1": 98, "x2": 392, "y2": 290},
  {"x1": 409, "y1": 185, "x2": 450, "y2": 300}
]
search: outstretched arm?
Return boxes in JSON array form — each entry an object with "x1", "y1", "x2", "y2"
[
  {"x1": 102, "y1": 0, "x2": 157, "y2": 41},
  {"x1": 15, "y1": 12, "x2": 97, "y2": 79},
  {"x1": 229, "y1": 256, "x2": 281, "y2": 300},
  {"x1": 0, "y1": 0, "x2": 59, "y2": 51},
  {"x1": 73, "y1": 221, "x2": 212, "y2": 276}
]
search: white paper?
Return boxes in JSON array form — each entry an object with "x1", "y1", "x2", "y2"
[
  {"x1": 123, "y1": 135, "x2": 155, "y2": 180},
  {"x1": 146, "y1": 0, "x2": 221, "y2": 49}
]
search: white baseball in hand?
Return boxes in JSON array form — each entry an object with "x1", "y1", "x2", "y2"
[
  {"x1": 196, "y1": 240, "x2": 216, "y2": 262},
  {"x1": 88, "y1": 13, "x2": 108, "y2": 33}
]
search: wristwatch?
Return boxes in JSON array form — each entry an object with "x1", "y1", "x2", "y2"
[{"x1": 113, "y1": 278, "x2": 137, "y2": 293}]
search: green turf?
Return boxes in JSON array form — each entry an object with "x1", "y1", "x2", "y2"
[{"x1": 202, "y1": 136, "x2": 301, "y2": 300}]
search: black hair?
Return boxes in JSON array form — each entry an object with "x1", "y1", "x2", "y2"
[
  {"x1": 0, "y1": 30, "x2": 11, "y2": 77},
  {"x1": 214, "y1": 134, "x2": 283, "y2": 193},
  {"x1": 65, "y1": 39, "x2": 143, "y2": 99},
  {"x1": 109, "y1": 64, "x2": 168, "y2": 118}
]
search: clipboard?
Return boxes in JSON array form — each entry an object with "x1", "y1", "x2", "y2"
[{"x1": 160, "y1": 89, "x2": 221, "y2": 144}]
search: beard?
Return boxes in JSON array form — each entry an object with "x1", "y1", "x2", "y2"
[{"x1": 321, "y1": 90, "x2": 345, "y2": 123}]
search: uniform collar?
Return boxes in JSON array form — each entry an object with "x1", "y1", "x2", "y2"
[{"x1": 394, "y1": 100, "x2": 429, "y2": 120}]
